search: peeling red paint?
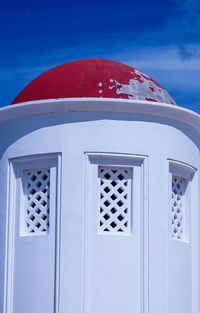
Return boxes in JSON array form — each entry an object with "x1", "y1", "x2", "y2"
[
  {"x1": 149, "y1": 87, "x2": 154, "y2": 92},
  {"x1": 145, "y1": 97, "x2": 158, "y2": 102},
  {"x1": 12, "y1": 59, "x2": 176, "y2": 105}
]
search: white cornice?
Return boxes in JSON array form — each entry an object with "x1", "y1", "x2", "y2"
[{"x1": 1, "y1": 98, "x2": 200, "y2": 133}]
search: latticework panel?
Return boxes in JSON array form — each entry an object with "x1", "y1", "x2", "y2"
[
  {"x1": 98, "y1": 167, "x2": 132, "y2": 234},
  {"x1": 171, "y1": 175, "x2": 186, "y2": 240},
  {"x1": 23, "y1": 169, "x2": 50, "y2": 235}
]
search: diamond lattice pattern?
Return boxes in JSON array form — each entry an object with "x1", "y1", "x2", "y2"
[
  {"x1": 23, "y1": 169, "x2": 50, "y2": 234},
  {"x1": 172, "y1": 175, "x2": 186, "y2": 240},
  {"x1": 99, "y1": 167, "x2": 132, "y2": 234}
]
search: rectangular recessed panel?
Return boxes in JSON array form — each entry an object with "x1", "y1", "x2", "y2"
[
  {"x1": 171, "y1": 175, "x2": 186, "y2": 240},
  {"x1": 98, "y1": 166, "x2": 132, "y2": 234},
  {"x1": 23, "y1": 169, "x2": 50, "y2": 235}
]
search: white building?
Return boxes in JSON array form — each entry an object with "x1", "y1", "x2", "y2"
[{"x1": 0, "y1": 59, "x2": 200, "y2": 313}]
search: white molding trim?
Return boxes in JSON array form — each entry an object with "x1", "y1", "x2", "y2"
[
  {"x1": 4, "y1": 153, "x2": 61, "y2": 313},
  {"x1": 0, "y1": 98, "x2": 200, "y2": 133},
  {"x1": 168, "y1": 159, "x2": 197, "y2": 178}
]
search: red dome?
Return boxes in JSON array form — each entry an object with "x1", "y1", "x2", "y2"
[{"x1": 12, "y1": 59, "x2": 176, "y2": 105}]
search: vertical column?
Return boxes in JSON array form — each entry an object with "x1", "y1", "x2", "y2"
[
  {"x1": 168, "y1": 162, "x2": 196, "y2": 313},
  {"x1": 85, "y1": 154, "x2": 147, "y2": 313},
  {"x1": 7, "y1": 156, "x2": 59, "y2": 313}
]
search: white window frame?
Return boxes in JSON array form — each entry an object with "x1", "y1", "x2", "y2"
[
  {"x1": 168, "y1": 159, "x2": 198, "y2": 313},
  {"x1": 169, "y1": 160, "x2": 195, "y2": 243},
  {"x1": 5, "y1": 153, "x2": 61, "y2": 313},
  {"x1": 84, "y1": 152, "x2": 149, "y2": 313}
]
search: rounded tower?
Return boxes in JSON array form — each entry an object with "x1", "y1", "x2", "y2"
[{"x1": 0, "y1": 59, "x2": 200, "y2": 313}]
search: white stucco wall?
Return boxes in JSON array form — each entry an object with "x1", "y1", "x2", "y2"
[{"x1": 0, "y1": 99, "x2": 199, "y2": 313}]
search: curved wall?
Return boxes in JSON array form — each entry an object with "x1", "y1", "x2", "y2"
[{"x1": 0, "y1": 101, "x2": 199, "y2": 313}]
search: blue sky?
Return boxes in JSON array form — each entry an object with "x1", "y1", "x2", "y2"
[{"x1": 1, "y1": 0, "x2": 200, "y2": 113}]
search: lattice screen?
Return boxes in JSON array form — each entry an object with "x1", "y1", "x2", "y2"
[
  {"x1": 171, "y1": 175, "x2": 186, "y2": 240},
  {"x1": 22, "y1": 169, "x2": 50, "y2": 235},
  {"x1": 98, "y1": 167, "x2": 132, "y2": 234}
]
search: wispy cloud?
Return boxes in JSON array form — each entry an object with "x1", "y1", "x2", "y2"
[
  {"x1": 178, "y1": 45, "x2": 197, "y2": 60},
  {"x1": 115, "y1": 44, "x2": 200, "y2": 110},
  {"x1": 116, "y1": 44, "x2": 200, "y2": 71}
]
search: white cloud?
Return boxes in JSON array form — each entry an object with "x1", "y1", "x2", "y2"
[
  {"x1": 111, "y1": 45, "x2": 200, "y2": 94},
  {"x1": 118, "y1": 45, "x2": 200, "y2": 71}
]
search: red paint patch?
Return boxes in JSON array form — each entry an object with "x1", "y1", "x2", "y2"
[
  {"x1": 149, "y1": 87, "x2": 155, "y2": 92},
  {"x1": 145, "y1": 97, "x2": 158, "y2": 102}
]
